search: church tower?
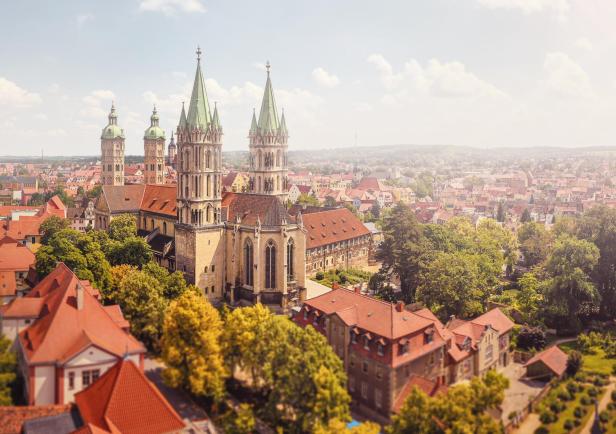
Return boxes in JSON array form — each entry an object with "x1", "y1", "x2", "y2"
[
  {"x1": 143, "y1": 106, "x2": 165, "y2": 184},
  {"x1": 167, "y1": 131, "x2": 177, "y2": 168},
  {"x1": 100, "y1": 103, "x2": 125, "y2": 186},
  {"x1": 248, "y1": 62, "x2": 289, "y2": 202},
  {"x1": 174, "y1": 48, "x2": 225, "y2": 298}
]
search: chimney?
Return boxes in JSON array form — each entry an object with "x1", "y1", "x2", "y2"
[
  {"x1": 332, "y1": 282, "x2": 339, "y2": 290},
  {"x1": 76, "y1": 283, "x2": 84, "y2": 310},
  {"x1": 449, "y1": 314, "x2": 456, "y2": 323},
  {"x1": 354, "y1": 286, "x2": 361, "y2": 294},
  {"x1": 395, "y1": 301, "x2": 405, "y2": 312}
]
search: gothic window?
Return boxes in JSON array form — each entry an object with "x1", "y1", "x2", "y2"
[
  {"x1": 206, "y1": 150, "x2": 211, "y2": 169},
  {"x1": 207, "y1": 175, "x2": 211, "y2": 197},
  {"x1": 258, "y1": 150, "x2": 262, "y2": 168},
  {"x1": 244, "y1": 239, "x2": 254, "y2": 286},
  {"x1": 276, "y1": 150, "x2": 281, "y2": 167},
  {"x1": 207, "y1": 204, "x2": 213, "y2": 223},
  {"x1": 265, "y1": 240, "x2": 276, "y2": 289},
  {"x1": 287, "y1": 238, "x2": 294, "y2": 280}
]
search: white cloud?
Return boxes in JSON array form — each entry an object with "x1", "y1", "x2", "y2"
[
  {"x1": 575, "y1": 37, "x2": 593, "y2": 52},
  {"x1": 543, "y1": 52, "x2": 593, "y2": 98},
  {"x1": 34, "y1": 113, "x2": 48, "y2": 121},
  {"x1": 368, "y1": 54, "x2": 508, "y2": 100},
  {"x1": 476, "y1": 0, "x2": 569, "y2": 14},
  {"x1": 252, "y1": 62, "x2": 267, "y2": 72},
  {"x1": 81, "y1": 89, "x2": 115, "y2": 119},
  {"x1": 0, "y1": 78, "x2": 42, "y2": 107},
  {"x1": 139, "y1": 0, "x2": 206, "y2": 15},
  {"x1": 355, "y1": 102, "x2": 372, "y2": 112},
  {"x1": 76, "y1": 13, "x2": 93, "y2": 28},
  {"x1": 312, "y1": 67, "x2": 340, "y2": 88}
]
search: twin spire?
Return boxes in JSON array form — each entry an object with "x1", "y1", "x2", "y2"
[{"x1": 252, "y1": 60, "x2": 287, "y2": 137}]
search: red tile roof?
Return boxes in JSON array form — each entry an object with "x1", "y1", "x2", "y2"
[
  {"x1": 0, "y1": 271, "x2": 16, "y2": 297},
  {"x1": 0, "y1": 404, "x2": 72, "y2": 434},
  {"x1": 17, "y1": 263, "x2": 145, "y2": 364},
  {"x1": 0, "y1": 236, "x2": 35, "y2": 272},
  {"x1": 393, "y1": 375, "x2": 448, "y2": 413},
  {"x1": 74, "y1": 359, "x2": 185, "y2": 434},
  {"x1": 524, "y1": 346, "x2": 568, "y2": 377},
  {"x1": 140, "y1": 184, "x2": 177, "y2": 218},
  {"x1": 222, "y1": 192, "x2": 292, "y2": 226},
  {"x1": 470, "y1": 308, "x2": 514, "y2": 336},
  {"x1": 302, "y1": 208, "x2": 370, "y2": 249}
]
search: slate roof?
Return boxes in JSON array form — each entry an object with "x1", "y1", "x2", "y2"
[
  {"x1": 302, "y1": 208, "x2": 371, "y2": 249},
  {"x1": 222, "y1": 192, "x2": 292, "y2": 227},
  {"x1": 74, "y1": 359, "x2": 185, "y2": 434}
]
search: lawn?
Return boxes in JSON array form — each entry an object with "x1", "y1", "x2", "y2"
[
  {"x1": 311, "y1": 268, "x2": 373, "y2": 288},
  {"x1": 559, "y1": 342, "x2": 616, "y2": 376}
]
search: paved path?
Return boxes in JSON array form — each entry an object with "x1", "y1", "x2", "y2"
[
  {"x1": 515, "y1": 413, "x2": 542, "y2": 434},
  {"x1": 144, "y1": 358, "x2": 217, "y2": 433},
  {"x1": 580, "y1": 377, "x2": 615, "y2": 434}
]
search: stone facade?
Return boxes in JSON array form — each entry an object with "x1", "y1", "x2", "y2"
[{"x1": 100, "y1": 104, "x2": 125, "y2": 186}]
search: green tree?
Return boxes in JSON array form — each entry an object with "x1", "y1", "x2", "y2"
[
  {"x1": 324, "y1": 196, "x2": 337, "y2": 207},
  {"x1": 0, "y1": 335, "x2": 16, "y2": 405},
  {"x1": 107, "y1": 236, "x2": 152, "y2": 267},
  {"x1": 108, "y1": 214, "x2": 138, "y2": 241},
  {"x1": 416, "y1": 251, "x2": 487, "y2": 321},
  {"x1": 87, "y1": 185, "x2": 103, "y2": 199},
  {"x1": 544, "y1": 235, "x2": 599, "y2": 326},
  {"x1": 517, "y1": 222, "x2": 553, "y2": 267},
  {"x1": 297, "y1": 193, "x2": 319, "y2": 206},
  {"x1": 376, "y1": 203, "x2": 427, "y2": 302},
  {"x1": 142, "y1": 262, "x2": 188, "y2": 299},
  {"x1": 566, "y1": 351, "x2": 583, "y2": 377},
  {"x1": 389, "y1": 371, "x2": 508, "y2": 434},
  {"x1": 39, "y1": 215, "x2": 70, "y2": 245},
  {"x1": 161, "y1": 290, "x2": 228, "y2": 401},
  {"x1": 515, "y1": 272, "x2": 543, "y2": 324},
  {"x1": 115, "y1": 269, "x2": 167, "y2": 351},
  {"x1": 220, "y1": 403, "x2": 256, "y2": 434}
]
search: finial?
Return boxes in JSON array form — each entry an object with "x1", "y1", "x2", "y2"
[
  {"x1": 153, "y1": 104, "x2": 157, "y2": 113},
  {"x1": 111, "y1": 100, "x2": 115, "y2": 110},
  {"x1": 196, "y1": 46, "x2": 202, "y2": 62},
  {"x1": 214, "y1": 101, "x2": 217, "y2": 108},
  {"x1": 266, "y1": 60, "x2": 271, "y2": 75}
]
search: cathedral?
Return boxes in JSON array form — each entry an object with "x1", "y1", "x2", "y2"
[{"x1": 95, "y1": 49, "x2": 306, "y2": 310}]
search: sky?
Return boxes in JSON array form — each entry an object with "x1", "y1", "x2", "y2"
[{"x1": 2, "y1": 0, "x2": 616, "y2": 156}]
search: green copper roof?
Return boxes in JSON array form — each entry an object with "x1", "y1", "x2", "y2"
[
  {"x1": 279, "y1": 109, "x2": 288, "y2": 135},
  {"x1": 144, "y1": 106, "x2": 165, "y2": 139},
  {"x1": 257, "y1": 62, "x2": 280, "y2": 133},
  {"x1": 249, "y1": 108, "x2": 258, "y2": 134},
  {"x1": 179, "y1": 102, "x2": 187, "y2": 129},
  {"x1": 212, "y1": 102, "x2": 221, "y2": 130},
  {"x1": 186, "y1": 49, "x2": 212, "y2": 130},
  {"x1": 101, "y1": 103, "x2": 125, "y2": 140}
]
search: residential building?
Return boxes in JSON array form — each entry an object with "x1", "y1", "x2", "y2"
[
  {"x1": 524, "y1": 346, "x2": 568, "y2": 380},
  {"x1": 67, "y1": 201, "x2": 95, "y2": 232},
  {"x1": 2, "y1": 263, "x2": 146, "y2": 405},
  {"x1": 0, "y1": 236, "x2": 36, "y2": 303}
]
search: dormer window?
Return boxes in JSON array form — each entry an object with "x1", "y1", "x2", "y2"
[
  {"x1": 425, "y1": 328, "x2": 434, "y2": 344},
  {"x1": 377, "y1": 342, "x2": 385, "y2": 356},
  {"x1": 351, "y1": 328, "x2": 359, "y2": 344},
  {"x1": 363, "y1": 333, "x2": 372, "y2": 351}
]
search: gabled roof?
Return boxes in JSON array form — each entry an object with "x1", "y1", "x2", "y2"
[
  {"x1": 524, "y1": 345, "x2": 568, "y2": 377},
  {"x1": 74, "y1": 359, "x2": 185, "y2": 434},
  {"x1": 17, "y1": 263, "x2": 145, "y2": 365},
  {"x1": 222, "y1": 192, "x2": 292, "y2": 227},
  {"x1": 302, "y1": 208, "x2": 371, "y2": 249},
  {"x1": 0, "y1": 236, "x2": 35, "y2": 271},
  {"x1": 393, "y1": 375, "x2": 448, "y2": 413},
  {"x1": 100, "y1": 185, "x2": 146, "y2": 213},
  {"x1": 470, "y1": 308, "x2": 514, "y2": 336},
  {"x1": 0, "y1": 404, "x2": 73, "y2": 434},
  {"x1": 140, "y1": 184, "x2": 176, "y2": 218}
]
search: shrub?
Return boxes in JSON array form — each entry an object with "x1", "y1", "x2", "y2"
[
  {"x1": 574, "y1": 406, "x2": 585, "y2": 418},
  {"x1": 573, "y1": 417, "x2": 582, "y2": 427},
  {"x1": 607, "y1": 402, "x2": 615, "y2": 411},
  {"x1": 611, "y1": 390, "x2": 616, "y2": 402},
  {"x1": 612, "y1": 364, "x2": 616, "y2": 376},
  {"x1": 563, "y1": 419, "x2": 574, "y2": 430},
  {"x1": 517, "y1": 326, "x2": 547, "y2": 350},
  {"x1": 315, "y1": 271, "x2": 324, "y2": 280},
  {"x1": 566, "y1": 382, "x2": 579, "y2": 394},
  {"x1": 599, "y1": 410, "x2": 609, "y2": 423},
  {"x1": 557, "y1": 389, "x2": 573, "y2": 401},
  {"x1": 540, "y1": 410, "x2": 555, "y2": 424},
  {"x1": 575, "y1": 372, "x2": 588, "y2": 383},
  {"x1": 566, "y1": 351, "x2": 584, "y2": 377},
  {"x1": 549, "y1": 400, "x2": 565, "y2": 413},
  {"x1": 581, "y1": 395, "x2": 591, "y2": 405},
  {"x1": 588, "y1": 387, "x2": 599, "y2": 397},
  {"x1": 534, "y1": 427, "x2": 549, "y2": 434}
]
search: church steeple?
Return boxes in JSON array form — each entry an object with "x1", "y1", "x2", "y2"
[
  {"x1": 249, "y1": 108, "x2": 258, "y2": 135},
  {"x1": 101, "y1": 102, "x2": 125, "y2": 186},
  {"x1": 212, "y1": 102, "x2": 222, "y2": 131},
  {"x1": 186, "y1": 46, "x2": 212, "y2": 130},
  {"x1": 179, "y1": 102, "x2": 187, "y2": 129},
  {"x1": 279, "y1": 108, "x2": 288, "y2": 137},
  {"x1": 257, "y1": 61, "x2": 280, "y2": 133},
  {"x1": 144, "y1": 105, "x2": 165, "y2": 184}
]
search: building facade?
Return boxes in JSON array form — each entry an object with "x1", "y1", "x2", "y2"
[{"x1": 100, "y1": 103, "x2": 125, "y2": 186}]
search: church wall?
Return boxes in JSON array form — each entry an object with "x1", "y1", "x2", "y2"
[
  {"x1": 193, "y1": 227, "x2": 225, "y2": 301},
  {"x1": 138, "y1": 212, "x2": 175, "y2": 237}
]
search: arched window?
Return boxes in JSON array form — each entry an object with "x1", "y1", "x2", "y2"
[
  {"x1": 265, "y1": 240, "x2": 276, "y2": 289},
  {"x1": 244, "y1": 239, "x2": 254, "y2": 286},
  {"x1": 287, "y1": 238, "x2": 294, "y2": 280},
  {"x1": 206, "y1": 150, "x2": 211, "y2": 168},
  {"x1": 276, "y1": 150, "x2": 281, "y2": 167},
  {"x1": 258, "y1": 150, "x2": 262, "y2": 168},
  {"x1": 207, "y1": 204, "x2": 213, "y2": 223},
  {"x1": 151, "y1": 219, "x2": 155, "y2": 230}
]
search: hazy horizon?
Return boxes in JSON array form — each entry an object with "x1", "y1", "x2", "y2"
[{"x1": 2, "y1": 0, "x2": 616, "y2": 156}]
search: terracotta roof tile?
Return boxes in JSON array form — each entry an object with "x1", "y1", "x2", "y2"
[
  {"x1": 140, "y1": 184, "x2": 177, "y2": 218},
  {"x1": 0, "y1": 404, "x2": 72, "y2": 434},
  {"x1": 75, "y1": 359, "x2": 185, "y2": 434},
  {"x1": 524, "y1": 346, "x2": 568, "y2": 377},
  {"x1": 99, "y1": 185, "x2": 146, "y2": 213},
  {"x1": 17, "y1": 263, "x2": 145, "y2": 364},
  {"x1": 0, "y1": 236, "x2": 35, "y2": 272},
  {"x1": 302, "y1": 208, "x2": 370, "y2": 249},
  {"x1": 222, "y1": 192, "x2": 292, "y2": 226},
  {"x1": 393, "y1": 375, "x2": 448, "y2": 413}
]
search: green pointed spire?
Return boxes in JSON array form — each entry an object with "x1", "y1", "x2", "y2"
[
  {"x1": 279, "y1": 108, "x2": 287, "y2": 136},
  {"x1": 186, "y1": 46, "x2": 212, "y2": 130},
  {"x1": 179, "y1": 101, "x2": 187, "y2": 129},
  {"x1": 257, "y1": 61, "x2": 279, "y2": 133},
  {"x1": 101, "y1": 102, "x2": 125, "y2": 139},
  {"x1": 212, "y1": 101, "x2": 221, "y2": 130},
  {"x1": 249, "y1": 108, "x2": 258, "y2": 134},
  {"x1": 144, "y1": 105, "x2": 165, "y2": 139}
]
